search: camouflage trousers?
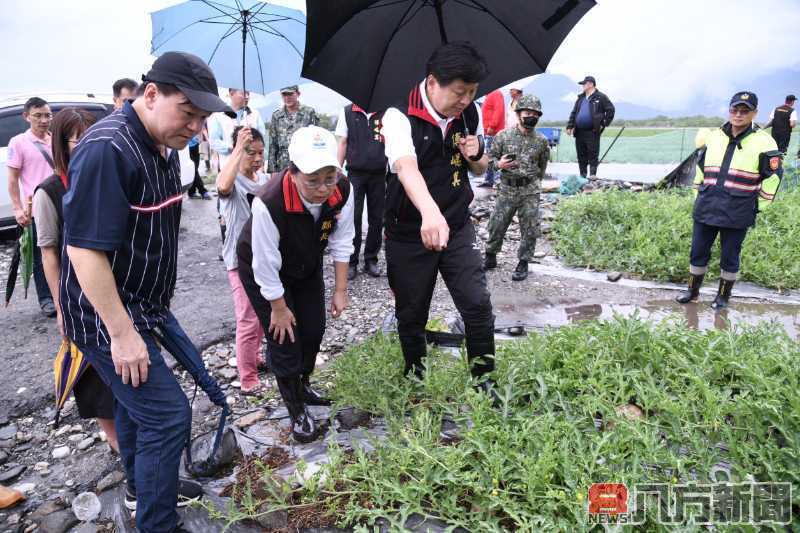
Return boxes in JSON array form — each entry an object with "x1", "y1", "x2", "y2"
[{"x1": 485, "y1": 184, "x2": 540, "y2": 261}]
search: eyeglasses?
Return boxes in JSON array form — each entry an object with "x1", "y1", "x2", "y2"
[
  {"x1": 300, "y1": 175, "x2": 339, "y2": 189},
  {"x1": 30, "y1": 113, "x2": 52, "y2": 121},
  {"x1": 729, "y1": 107, "x2": 753, "y2": 116}
]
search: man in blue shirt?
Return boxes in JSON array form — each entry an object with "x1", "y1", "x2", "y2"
[
  {"x1": 62, "y1": 52, "x2": 234, "y2": 533},
  {"x1": 566, "y1": 76, "x2": 615, "y2": 179}
]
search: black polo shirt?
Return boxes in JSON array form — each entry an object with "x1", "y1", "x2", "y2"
[{"x1": 61, "y1": 102, "x2": 183, "y2": 346}]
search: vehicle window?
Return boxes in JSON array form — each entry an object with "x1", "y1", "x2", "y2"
[
  {"x1": 0, "y1": 103, "x2": 111, "y2": 148},
  {"x1": 50, "y1": 104, "x2": 110, "y2": 124},
  {"x1": 0, "y1": 114, "x2": 29, "y2": 147}
]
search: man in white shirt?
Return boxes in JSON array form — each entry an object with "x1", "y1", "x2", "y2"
[
  {"x1": 236, "y1": 126, "x2": 354, "y2": 443},
  {"x1": 506, "y1": 85, "x2": 523, "y2": 129},
  {"x1": 207, "y1": 88, "x2": 266, "y2": 169},
  {"x1": 335, "y1": 103, "x2": 388, "y2": 279},
  {"x1": 379, "y1": 42, "x2": 497, "y2": 394}
]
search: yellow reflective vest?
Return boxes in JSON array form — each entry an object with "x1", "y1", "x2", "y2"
[{"x1": 693, "y1": 124, "x2": 782, "y2": 228}]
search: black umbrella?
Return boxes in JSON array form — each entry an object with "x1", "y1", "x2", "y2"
[
  {"x1": 302, "y1": 0, "x2": 596, "y2": 112},
  {"x1": 4, "y1": 224, "x2": 33, "y2": 307},
  {"x1": 152, "y1": 321, "x2": 232, "y2": 478}
]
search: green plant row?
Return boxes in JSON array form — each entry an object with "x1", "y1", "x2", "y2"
[
  {"x1": 551, "y1": 187, "x2": 800, "y2": 290},
  {"x1": 252, "y1": 319, "x2": 800, "y2": 532}
]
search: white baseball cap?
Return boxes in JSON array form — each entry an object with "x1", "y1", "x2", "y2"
[{"x1": 288, "y1": 126, "x2": 342, "y2": 174}]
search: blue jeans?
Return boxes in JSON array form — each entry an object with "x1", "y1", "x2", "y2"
[
  {"x1": 482, "y1": 136, "x2": 496, "y2": 184},
  {"x1": 77, "y1": 312, "x2": 191, "y2": 533}
]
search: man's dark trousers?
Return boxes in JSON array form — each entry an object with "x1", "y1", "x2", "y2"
[
  {"x1": 187, "y1": 144, "x2": 207, "y2": 196},
  {"x1": 772, "y1": 132, "x2": 791, "y2": 154},
  {"x1": 386, "y1": 223, "x2": 495, "y2": 376},
  {"x1": 482, "y1": 136, "x2": 496, "y2": 185},
  {"x1": 689, "y1": 221, "x2": 748, "y2": 274},
  {"x1": 349, "y1": 170, "x2": 386, "y2": 267},
  {"x1": 30, "y1": 220, "x2": 53, "y2": 306},
  {"x1": 575, "y1": 128, "x2": 601, "y2": 177},
  {"x1": 242, "y1": 267, "x2": 326, "y2": 388},
  {"x1": 76, "y1": 312, "x2": 192, "y2": 533}
]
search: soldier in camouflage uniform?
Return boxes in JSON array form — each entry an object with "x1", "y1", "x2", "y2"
[
  {"x1": 267, "y1": 85, "x2": 320, "y2": 172},
  {"x1": 483, "y1": 94, "x2": 550, "y2": 281}
]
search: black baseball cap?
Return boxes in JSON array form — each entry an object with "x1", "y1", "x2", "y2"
[
  {"x1": 787, "y1": 94, "x2": 797, "y2": 102},
  {"x1": 729, "y1": 91, "x2": 758, "y2": 110},
  {"x1": 579, "y1": 76, "x2": 596, "y2": 85},
  {"x1": 143, "y1": 52, "x2": 235, "y2": 117}
]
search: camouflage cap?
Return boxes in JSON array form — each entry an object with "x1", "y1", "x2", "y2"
[
  {"x1": 515, "y1": 94, "x2": 542, "y2": 114},
  {"x1": 280, "y1": 85, "x2": 299, "y2": 94}
]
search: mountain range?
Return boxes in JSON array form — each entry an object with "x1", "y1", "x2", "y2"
[{"x1": 251, "y1": 69, "x2": 799, "y2": 122}]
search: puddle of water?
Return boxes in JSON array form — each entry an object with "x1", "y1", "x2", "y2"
[
  {"x1": 494, "y1": 299, "x2": 800, "y2": 339},
  {"x1": 527, "y1": 262, "x2": 800, "y2": 305}
]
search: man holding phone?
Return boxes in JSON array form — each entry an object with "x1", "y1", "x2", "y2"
[{"x1": 483, "y1": 94, "x2": 550, "y2": 281}]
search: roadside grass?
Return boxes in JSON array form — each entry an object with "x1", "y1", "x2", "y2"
[
  {"x1": 238, "y1": 320, "x2": 800, "y2": 531},
  {"x1": 552, "y1": 187, "x2": 800, "y2": 290}
]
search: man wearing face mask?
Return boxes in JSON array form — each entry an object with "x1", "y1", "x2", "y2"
[{"x1": 483, "y1": 95, "x2": 550, "y2": 281}]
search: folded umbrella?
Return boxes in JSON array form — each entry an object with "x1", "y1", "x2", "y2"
[
  {"x1": 302, "y1": 0, "x2": 596, "y2": 112},
  {"x1": 53, "y1": 340, "x2": 90, "y2": 428},
  {"x1": 4, "y1": 224, "x2": 33, "y2": 307},
  {"x1": 152, "y1": 314, "x2": 232, "y2": 478}
]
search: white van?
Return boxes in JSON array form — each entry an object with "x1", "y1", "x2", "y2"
[{"x1": 0, "y1": 93, "x2": 196, "y2": 232}]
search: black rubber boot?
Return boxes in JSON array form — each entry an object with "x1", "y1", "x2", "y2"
[
  {"x1": 675, "y1": 273, "x2": 704, "y2": 304},
  {"x1": 511, "y1": 260, "x2": 529, "y2": 281},
  {"x1": 711, "y1": 279, "x2": 735, "y2": 309},
  {"x1": 466, "y1": 334, "x2": 495, "y2": 378},
  {"x1": 399, "y1": 335, "x2": 427, "y2": 379},
  {"x1": 301, "y1": 375, "x2": 331, "y2": 406},
  {"x1": 276, "y1": 377, "x2": 319, "y2": 443},
  {"x1": 483, "y1": 253, "x2": 497, "y2": 271}
]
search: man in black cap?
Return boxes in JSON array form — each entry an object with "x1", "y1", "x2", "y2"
[
  {"x1": 764, "y1": 95, "x2": 796, "y2": 154},
  {"x1": 566, "y1": 76, "x2": 615, "y2": 179},
  {"x1": 61, "y1": 51, "x2": 233, "y2": 533}
]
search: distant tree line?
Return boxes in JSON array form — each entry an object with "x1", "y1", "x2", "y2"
[{"x1": 540, "y1": 115, "x2": 727, "y2": 128}]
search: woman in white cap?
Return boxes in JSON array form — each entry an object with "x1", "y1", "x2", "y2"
[{"x1": 236, "y1": 125, "x2": 354, "y2": 443}]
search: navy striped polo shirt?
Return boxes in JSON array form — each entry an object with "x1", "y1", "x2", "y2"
[{"x1": 61, "y1": 102, "x2": 183, "y2": 346}]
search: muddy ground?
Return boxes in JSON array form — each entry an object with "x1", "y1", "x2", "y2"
[{"x1": 0, "y1": 180, "x2": 796, "y2": 532}]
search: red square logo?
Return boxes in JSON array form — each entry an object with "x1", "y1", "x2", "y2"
[{"x1": 588, "y1": 483, "x2": 628, "y2": 515}]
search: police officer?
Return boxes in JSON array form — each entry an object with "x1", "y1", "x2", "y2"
[
  {"x1": 765, "y1": 95, "x2": 796, "y2": 154},
  {"x1": 676, "y1": 91, "x2": 783, "y2": 309},
  {"x1": 267, "y1": 85, "x2": 320, "y2": 173},
  {"x1": 237, "y1": 126, "x2": 354, "y2": 443},
  {"x1": 483, "y1": 94, "x2": 550, "y2": 281},
  {"x1": 380, "y1": 42, "x2": 496, "y2": 391}
]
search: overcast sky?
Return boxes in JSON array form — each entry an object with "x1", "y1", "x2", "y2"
[{"x1": 1, "y1": 0, "x2": 798, "y2": 113}]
